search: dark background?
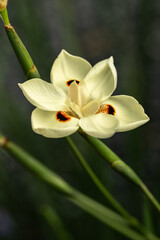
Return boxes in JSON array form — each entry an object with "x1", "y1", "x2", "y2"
[{"x1": 0, "y1": 0, "x2": 160, "y2": 239}]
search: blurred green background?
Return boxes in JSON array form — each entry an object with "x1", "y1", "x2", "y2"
[{"x1": 0, "y1": 0, "x2": 160, "y2": 239}]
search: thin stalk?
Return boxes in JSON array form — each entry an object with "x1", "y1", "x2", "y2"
[
  {"x1": 40, "y1": 205, "x2": 74, "y2": 240},
  {"x1": 143, "y1": 197, "x2": 154, "y2": 233},
  {"x1": 71, "y1": 192, "x2": 146, "y2": 240},
  {"x1": 79, "y1": 130, "x2": 160, "y2": 213},
  {"x1": 65, "y1": 136, "x2": 159, "y2": 240},
  {"x1": 0, "y1": 8, "x2": 40, "y2": 79},
  {"x1": 0, "y1": 133, "x2": 155, "y2": 240},
  {"x1": 66, "y1": 136, "x2": 130, "y2": 218},
  {"x1": 0, "y1": 8, "x2": 9, "y2": 25}
]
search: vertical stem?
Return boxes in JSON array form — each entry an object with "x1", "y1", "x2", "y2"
[
  {"x1": 79, "y1": 130, "x2": 160, "y2": 213},
  {"x1": 40, "y1": 205, "x2": 74, "y2": 240},
  {"x1": 66, "y1": 136, "x2": 130, "y2": 218},
  {"x1": 0, "y1": 8, "x2": 40, "y2": 79},
  {"x1": 65, "y1": 136, "x2": 159, "y2": 240},
  {"x1": 0, "y1": 8, "x2": 9, "y2": 25}
]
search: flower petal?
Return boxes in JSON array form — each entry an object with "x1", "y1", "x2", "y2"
[
  {"x1": 103, "y1": 95, "x2": 150, "y2": 132},
  {"x1": 18, "y1": 79, "x2": 66, "y2": 111},
  {"x1": 81, "y1": 100, "x2": 100, "y2": 117},
  {"x1": 68, "y1": 81, "x2": 88, "y2": 108},
  {"x1": 84, "y1": 57, "x2": 117, "y2": 101},
  {"x1": 79, "y1": 113, "x2": 119, "y2": 139},
  {"x1": 31, "y1": 108, "x2": 79, "y2": 138},
  {"x1": 68, "y1": 81, "x2": 79, "y2": 104},
  {"x1": 50, "y1": 49, "x2": 92, "y2": 92}
]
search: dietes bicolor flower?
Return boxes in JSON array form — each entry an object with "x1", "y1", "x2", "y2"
[{"x1": 19, "y1": 50, "x2": 149, "y2": 139}]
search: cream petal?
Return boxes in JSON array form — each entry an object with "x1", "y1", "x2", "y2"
[
  {"x1": 18, "y1": 79, "x2": 66, "y2": 111},
  {"x1": 31, "y1": 108, "x2": 79, "y2": 138},
  {"x1": 79, "y1": 113, "x2": 119, "y2": 139},
  {"x1": 84, "y1": 57, "x2": 117, "y2": 101},
  {"x1": 68, "y1": 101, "x2": 82, "y2": 118},
  {"x1": 103, "y1": 95, "x2": 150, "y2": 132},
  {"x1": 81, "y1": 100, "x2": 100, "y2": 117},
  {"x1": 77, "y1": 81, "x2": 89, "y2": 107},
  {"x1": 68, "y1": 81, "x2": 79, "y2": 104},
  {"x1": 50, "y1": 49, "x2": 92, "y2": 92},
  {"x1": 68, "y1": 81, "x2": 88, "y2": 108}
]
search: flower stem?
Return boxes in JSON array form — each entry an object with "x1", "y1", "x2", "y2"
[
  {"x1": 65, "y1": 136, "x2": 159, "y2": 240},
  {"x1": 0, "y1": 8, "x2": 40, "y2": 79},
  {"x1": 40, "y1": 205, "x2": 74, "y2": 240},
  {"x1": 0, "y1": 8, "x2": 9, "y2": 25},
  {"x1": 0, "y1": 132, "x2": 156, "y2": 240},
  {"x1": 78, "y1": 130, "x2": 160, "y2": 213},
  {"x1": 66, "y1": 136, "x2": 130, "y2": 218}
]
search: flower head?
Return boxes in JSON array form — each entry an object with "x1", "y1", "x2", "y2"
[{"x1": 19, "y1": 50, "x2": 149, "y2": 139}]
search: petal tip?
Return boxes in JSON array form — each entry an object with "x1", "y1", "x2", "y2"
[
  {"x1": 18, "y1": 83, "x2": 22, "y2": 88},
  {"x1": 145, "y1": 114, "x2": 150, "y2": 122},
  {"x1": 60, "y1": 49, "x2": 71, "y2": 57},
  {"x1": 109, "y1": 56, "x2": 114, "y2": 63},
  {"x1": 61, "y1": 49, "x2": 67, "y2": 54}
]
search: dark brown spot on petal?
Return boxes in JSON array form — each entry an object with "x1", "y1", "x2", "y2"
[
  {"x1": 97, "y1": 104, "x2": 116, "y2": 115},
  {"x1": 66, "y1": 79, "x2": 80, "y2": 86},
  {"x1": 107, "y1": 105, "x2": 116, "y2": 115},
  {"x1": 56, "y1": 111, "x2": 71, "y2": 122}
]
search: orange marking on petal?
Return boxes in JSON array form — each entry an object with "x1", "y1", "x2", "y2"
[
  {"x1": 66, "y1": 79, "x2": 80, "y2": 86},
  {"x1": 97, "y1": 104, "x2": 116, "y2": 115},
  {"x1": 56, "y1": 111, "x2": 71, "y2": 122}
]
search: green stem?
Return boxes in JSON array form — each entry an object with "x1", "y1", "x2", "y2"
[
  {"x1": 0, "y1": 133, "x2": 153, "y2": 240},
  {"x1": 0, "y1": 135, "x2": 73, "y2": 196},
  {"x1": 0, "y1": 8, "x2": 9, "y2": 25},
  {"x1": 0, "y1": 8, "x2": 40, "y2": 79},
  {"x1": 40, "y1": 205, "x2": 74, "y2": 240},
  {"x1": 79, "y1": 130, "x2": 160, "y2": 213},
  {"x1": 143, "y1": 197, "x2": 154, "y2": 233},
  {"x1": 66, "y1": 136, "x2": 130, "y2": 218},
  {"x1": 71, "y1": 192, "x2": 144, "y2": 240},
  {"x1": 65, "y1": 136, "x2": 159, "y2": 240}
]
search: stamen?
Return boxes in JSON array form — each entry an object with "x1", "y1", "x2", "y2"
[
  {"x1": 56, "y1": 111, "x2": 71, "y2": 122},
  {"x1": 97, "y1": 104, "x2": 116, "y2": 115},
  {"x1": 66, "y1": 79, "x2": 80, "y2": 86}
]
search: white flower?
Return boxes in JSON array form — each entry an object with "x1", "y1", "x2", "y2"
[{"x1": 18, "y1": 50, "x2": 149, "y2": 139}]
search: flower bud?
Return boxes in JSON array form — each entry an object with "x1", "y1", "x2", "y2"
[{"x1": 0, "y1": 0, "x2": 8, "y2": 12}]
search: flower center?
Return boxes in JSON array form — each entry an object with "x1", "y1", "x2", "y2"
[
  {"x1": 97, "y1": 104, "x2": 116, "y2": 115},
  {"x1": 66, "y1": 79, "x2": 80, "y2": 86},
  {"x1": 66, "y1": 80, "x2": 87, "y2": 118}
]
